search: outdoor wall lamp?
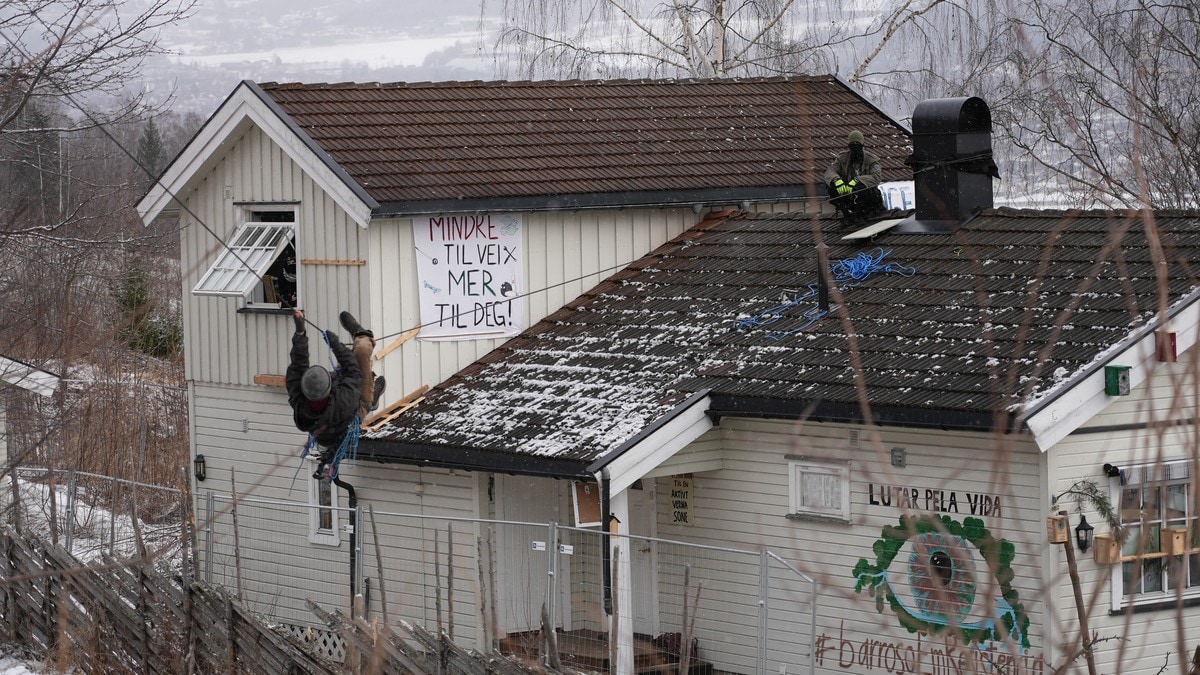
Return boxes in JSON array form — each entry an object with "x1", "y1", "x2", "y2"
[
  {"x1": 193, "y1": 454, "x2": 207, "y2": 482},
  {"x1": 1075, "y1": 515, "x2": 1094, "y2": 552}
]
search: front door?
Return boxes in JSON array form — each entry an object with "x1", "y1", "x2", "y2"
[
  {"x1": 494, "y1": 475, "x2": 567, "y2": 633},
  {"x1": 629, "y1": 484, "x2": 657, "y2": 635}
]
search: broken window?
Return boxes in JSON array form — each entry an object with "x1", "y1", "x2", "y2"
[{"x1": 193, "y1": 207, "x2": 297, "y2": 306}]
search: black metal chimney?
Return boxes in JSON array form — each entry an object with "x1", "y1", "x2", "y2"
[{"x1": 894, "y1": 96, "x2": 998, "y2": 234}]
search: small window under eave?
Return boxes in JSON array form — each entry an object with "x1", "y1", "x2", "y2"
[{"x1": 193, "y1": 211, "x2": 295, "y2": 298}]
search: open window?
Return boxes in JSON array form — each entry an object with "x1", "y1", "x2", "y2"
[{"x1": 193, "y1": 207, "x2": 297, "y2": 307}]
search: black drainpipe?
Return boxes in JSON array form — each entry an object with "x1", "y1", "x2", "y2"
[
  {"x1": 601, "y1": 476, "x2": 612, "y2": 615},
  {"x1": 333, "y1": 476, "x2": 357, "y2": 607}
]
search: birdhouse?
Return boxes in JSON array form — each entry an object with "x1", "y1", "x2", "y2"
[
  {"x1": 1092, "y1": 534, "x2": 1120, "y2": 564},
  {"x1": 1165, "y1": 528, "x2": 1190, "y2": 556},
  {"x1": 1104, "y1": 365, "x2": 1131, "y2": 396},
  {"x1": 1047, "y1": 514, "x2": 1070, "y2": 544}
]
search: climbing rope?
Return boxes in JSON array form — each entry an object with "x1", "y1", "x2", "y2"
[
  {"x1": 733, "y1": 248, "x2": 916, "y2": 340},
  {"x1": 288, "y1": 329, "x2": 362, "y2": 491}
]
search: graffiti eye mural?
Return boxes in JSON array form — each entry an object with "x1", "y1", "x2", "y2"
[{"x1": 852, "y1": 515, "x2": 1030, "y2": 649}]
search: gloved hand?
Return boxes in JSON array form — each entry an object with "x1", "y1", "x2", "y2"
[
  {"x1": 835, "y1": 178, "x2": 853, "y2": 196},
  {"x1": 848, "y1": 179, "x2": 859, "y2": 192}
]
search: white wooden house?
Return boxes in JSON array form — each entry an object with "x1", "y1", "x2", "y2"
[
  {"x1": 358, "y1": 96, "x2": 1200, "y2": 674},
  {"x1": 144, "y1": 77, "x2": 1200, "y2": 673},
  {"x1": 137, "y1": 77, "x2": 917, "y2": 668}
]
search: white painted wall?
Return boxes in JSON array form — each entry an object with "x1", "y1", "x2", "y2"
[
  {"x1": 652, "y1": 418, "x2": 1049, "y2": 675},
  {"x1": 178, "y1": 125, "x2": 369, "y2": 387},
  {"x1": 1047, "y1": 348, "x2": 1200, "y2": 674}
]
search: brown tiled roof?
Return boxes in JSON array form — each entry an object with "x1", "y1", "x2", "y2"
[
  {"x1": 363, "y1": 208, "x2": 1200, "y2": 471},
  {"x1": 255, "y1": 77, "x2": 911, "y2": 212}
]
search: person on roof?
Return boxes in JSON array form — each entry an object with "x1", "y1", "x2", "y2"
[
  {"x1": 823, "y1": 130, "x2": 886, "y2": 226},
  {"x1": 286, "y1": 309, "x2": 385, "y2": 478}
]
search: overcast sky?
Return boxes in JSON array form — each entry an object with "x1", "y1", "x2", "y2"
[{"x1": 141, "y1": 0, "x2": 504, "y2": 113}]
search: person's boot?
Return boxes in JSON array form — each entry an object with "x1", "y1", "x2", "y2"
[
  {"x1": 369, "y1": 376, "x2": 387, "y2": 411},
  {"x1": 339, "y1": 311, "x2": 373, "y2": 339}
]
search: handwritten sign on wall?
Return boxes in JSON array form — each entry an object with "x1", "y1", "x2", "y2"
[
  {"x1": 414, "y1": 213, "x2": 525, "y2": 340},
  {"x1": 671, "y1": 475, "x2": 693, "y2": 526}
]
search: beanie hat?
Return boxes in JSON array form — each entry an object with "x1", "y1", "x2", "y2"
[
  {"x1": 301, "y1": 366, "x2": 332, "y2": 400},
  {"x1": 847, "y1": 130, "x2": 865, "y2": 145}
]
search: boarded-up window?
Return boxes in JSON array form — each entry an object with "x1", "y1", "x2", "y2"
[{"x1": 788, "y1": 459, "x2": 850, "y2": 521}]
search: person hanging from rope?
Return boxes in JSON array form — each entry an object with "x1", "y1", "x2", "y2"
[
  {"x1": 823, "y1": 130, "x2": 887, "y2": 228},
  {"x1": 286, "y1": 309, "x2": 385, "y2": 480}
]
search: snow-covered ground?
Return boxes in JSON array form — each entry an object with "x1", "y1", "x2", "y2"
[{"x1": 0, "y1": 645, "x2": 52, "y2": 674}]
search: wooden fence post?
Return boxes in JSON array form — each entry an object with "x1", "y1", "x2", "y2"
[
  {"x1": 367, "y1": 505, "x2": 389, "y2": 625},
  {"x1": 181, "y1": 468, "x2": 196, "y2": 675},
  {"x1": 229, "y1": 472, "x2": 244, "y2": 602}
]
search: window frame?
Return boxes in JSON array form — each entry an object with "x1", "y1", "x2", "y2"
[
  {"x1": 307, "y1": 459, "x2": 341, "y2": 546},
  {"x1": 785, "y1": 455, "x2": 851, "y2": 523},
  {"x1": 1108, "y1": 460, "x2": 1199, "y2": 611},
  {"x1": 192, "y1": 204, "x2": 298, "y2": 305}
]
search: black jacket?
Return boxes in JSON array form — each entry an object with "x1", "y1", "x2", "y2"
[{"x1": 285, "y1": 331, "x2": 362, "y2": 447}]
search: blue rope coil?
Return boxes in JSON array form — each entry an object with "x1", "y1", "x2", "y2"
[{"x1": 734, "y1": 248, "x2": 916, "y2": 340}]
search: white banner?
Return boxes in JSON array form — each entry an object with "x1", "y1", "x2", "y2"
[{"x1": 413, "y1": 213, "x2": 524, "y2": 340}]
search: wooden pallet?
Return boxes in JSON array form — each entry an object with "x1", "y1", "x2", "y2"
[{"x1": 362, "y1": 384, "x2": 429, "y2": 431}]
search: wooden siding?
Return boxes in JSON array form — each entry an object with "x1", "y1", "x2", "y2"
[
  {"x1": 651, "y1": 418, "x2": 1048, "y2": 675},
  {"x1": 369, "y1": 209, "x2": 699, "y2": 403},
  {"x1": 191, "y1": 382, "x2": 484, "y2": 641},
  {"x1": 1048, "y1": 350, "x2": 1200, "y2": 674},
  {"x1": 178, "y1": 125, "x2": 369, "y2": 387}
]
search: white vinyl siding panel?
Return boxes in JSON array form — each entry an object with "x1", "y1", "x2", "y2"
[
  {"x1": 651, "y1": 419, "x2": 1047, "y2": 674},
  {"x1": 179, "y1": 126, "x2": 367, "y2": 387},
  {"x1": 1047, "y1": 350, "x2": 1200, "y2": 674}
]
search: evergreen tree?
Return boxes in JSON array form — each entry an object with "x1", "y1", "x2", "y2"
[{"x1": 135, "y1": 118, "x2": 166, "y2": 192}]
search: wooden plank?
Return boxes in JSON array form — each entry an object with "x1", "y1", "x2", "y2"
[
  {"x1": 363, "y1": 385, "x2": 429, "y2": 430},
  {"x1": 254, "y1": 374, "x2": 285, "y2": 387},
  {"x1": 373, "y1": 327, "x2": 420, "y2": 362},
  {"x1": 299, "y1": 258, "x2": 366, "y2": 266}
]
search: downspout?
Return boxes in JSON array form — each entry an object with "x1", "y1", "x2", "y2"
[
  {"x1": 601, "y1": 475, "x2": 612, "y2": 615},
  {"x1": 333, "y1": 476, "x2": 357, "y2": 607}
]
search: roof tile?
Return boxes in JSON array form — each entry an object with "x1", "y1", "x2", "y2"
[
  {"x1": 258, "y1": 77, "x2": 911, "y2": 207},
  {"x1": 365, "y1": 209, "x2": 1200, "y2": 466}
]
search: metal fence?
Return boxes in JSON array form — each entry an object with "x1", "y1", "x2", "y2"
[
  {"x1": 195, "y1": 494, "x2": 819, "y2": 675},
  {"x1": 1, "y1": 472, "x2": 819, "y2": 674},
  {"x1": 4, "y1": 467, "x2": 186, "y2": 577}
]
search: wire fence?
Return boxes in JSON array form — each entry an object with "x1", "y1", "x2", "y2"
[
  {"x1": 4, "y1": 467, "x2": 186, "y2": 578},
  {"x1": 1, "y1": 470, "x2": 820, "y2": 674},
  {"x1": 196, "y1": 495, "x2": 820, "y2": 675}
]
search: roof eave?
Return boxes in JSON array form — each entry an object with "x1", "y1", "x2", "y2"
[
  {"x1": 355, "y1": 439, "x2": 593, "y2": 479},
  {"x1": 587, "y1": 390, "x2": 713, "y2": 495},
  {"x1": 137, "y1": 80, "x2": 377, "y2": 229},
  {"x1": 706, "y1": 394, "x2": 1002, "y2": 432},
  {"x1": 0, "y1": 355, "x2": 60, "y2": 397},
  {"x1": 371, "y1": 186, "x2": 817, "y2": 218},
  {"x1": 1020, "y1": 286, "x2": 1200, "y2": 451}
]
